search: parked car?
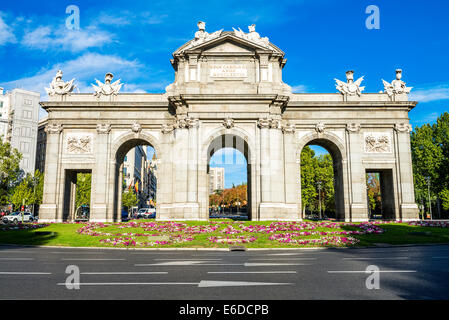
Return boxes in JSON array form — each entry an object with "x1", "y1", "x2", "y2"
[
  {"x1": 2, "y1": 212, "x2": 35, "y2": 224},
  {"x1": 136, "y1": 207, "x2": 156, "y2": 219}
]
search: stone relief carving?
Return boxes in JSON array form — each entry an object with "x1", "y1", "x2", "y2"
[
  {"x1": 364, "y1": 132, "x2": 392, "y2": 153},
  {"x1": 161, "y1": 116, "x2": 199, "y2": 133},
  {"x1": 92, "y1": 73, "x2": 123, "y2": 97},
  {"x1": 44, "y1": 123, "x2": 63, "y2": 134},
  {"x1": 233, "y1": 24, "x2": 270, "y2": 48},
  {"x1": 315, "y1": 122, "x2": 326, "y2": 133},
  {"x1": 346, "y1": 123, "x2": 361, "y2": 133},
  {"x1": 335, "y1": 71, "x2": 365, "y2": 97},
  {"x1": 270, "y1": 118, "x2": 282, "y2": 129},
  {"x1": 281, "y1": 123, "x2": 296, "y2": 134},
  {"x1": 223, "y1": 117, "x2": 234, "y2": 129},
  {"x1": 382, "y1": 69, "x2": 412, "y2": 98},
  {"x1": 67, "y1": 135, "x2": 92, "y2": 154},
  {"x1": 257, "y1": 117, "x2": 271, "y2": 128},
  {"x1": 186, "y1": 117, "x2": 199, "y2": 128},
  {"x1": 161, "y1": 123, "x2": 176, "y2": 134},
  {"x1": 395, "y1": 123, "x2": 413, "y2": 133},
  {"x1": 131, "y1": 122, "x2": 142, "y2": 134},
  {"x1": 182, "y1": 21, "x2": 223, "y2": 51},
  {"x1": 45, "y1": 70, "x2": 75, "y2": 96},
  {"x1": 96, "y1": 124, "x2": 111, "y2": 134}
]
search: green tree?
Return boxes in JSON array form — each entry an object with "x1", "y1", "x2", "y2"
[
  {"x1": 75, "y1": 173, "x2": 91, "y2": 209},
  {"x1": 440, "y1": 189, "x2": 449, "y2": 211},
  {"x1": 10, "y1": 177, "x2": 33, "y2": 209},
  {"x1": 0, "y1": 137, "x2": 23, "y2": 205},
  {"x1": 122, "y1": 190, "x2": 138, "y2": 214}
]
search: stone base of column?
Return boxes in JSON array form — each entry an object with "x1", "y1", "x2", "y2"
[
  {"x1": 38, "y1": 203, "x2": 58, "y2": 222},
  {"x1": 258, "y1": 203, "x2": 300, "y2": 221},
  {"x1": 349, "y1": 203, "x2": 368, "y2": 222},
  {"x1": 400, "y1": 203, "x2": 419, "y2": 221},
  {"x1": 157, "y1": 203, "x2": 201, "y2": 220},
  {"x1": 90, "y1": 204, "x2": 108, "y2": 222}
]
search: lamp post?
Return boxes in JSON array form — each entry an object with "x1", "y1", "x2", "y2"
[
  {"x1": 425, "y1": 176, "x2": 432, "y2": 220},
  {"x1": 317, "y1": 180, "x2": 322, "y2": 220}
]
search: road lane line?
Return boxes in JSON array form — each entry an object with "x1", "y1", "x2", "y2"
[
  {"x1": 342, "y1": 257, "x2": 409, "y2": 260},
  {"x1": 81, "y1": 272, "x2": 168, "y2": 275},
  {"x1": 244, "y1": 263, "x2": 309, "y2": 267},
  {"x1": 0, "y1": 258, "x2": 34, "y2": 260},
  {"x1": 0, "y1": 272, "x2": 52, "y2": 275},
  {"x1": 61, "y1": 258, "x2": 126, "y2": 261},
  {"x1": 152, "y1": 259, "x2": 222, "y2": 261},
  {"x1": 208, "y1": 271, "x2": 297, "y2": 274},
  {"x1": 57, "y1": 282, "x2": 198, "y2": 286},
  {"x1": 328, "y1": 270, "x2": 417, "y2": 273},
  {"x1": 248, "y1": 258, "x2": 316, "y2": 261}
]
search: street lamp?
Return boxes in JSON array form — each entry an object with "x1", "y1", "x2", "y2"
[
  {"x1": 317, "y1": 180, "x2": 322, "y2": 220},
  {"x1": 425, "y1": 176, "x2": 432, "y2": 220}
]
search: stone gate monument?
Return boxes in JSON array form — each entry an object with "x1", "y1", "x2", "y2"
[{"x1": 39, "y1": 22, "x2": 419, "y2": 222}]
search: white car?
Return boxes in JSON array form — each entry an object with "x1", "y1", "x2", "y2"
[
  {"x1": 2, "y1": 212, "x2": 35, "y2": 224},
  {"x1": 137, "y1": 208, "x2": 156, "y2": 219}
]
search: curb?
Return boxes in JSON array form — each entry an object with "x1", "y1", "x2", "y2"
[{"x1": 2, "y1": 242, "x2": 449, "y2": 251}]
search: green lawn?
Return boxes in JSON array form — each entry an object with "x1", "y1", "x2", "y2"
[{"x1": 1, "y1": 220, "x2": 449, "y2": 249}]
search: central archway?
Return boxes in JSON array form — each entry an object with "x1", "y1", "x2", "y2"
[
  {"x1": 109, "y1": 133, "x2": 160, "y2": 222},
  {"x1": 297, "y1": 134, "x2": 347, "y2": 221},
  {"x1": 205, "y1": 133, "x2": 253, "y2": 220}
]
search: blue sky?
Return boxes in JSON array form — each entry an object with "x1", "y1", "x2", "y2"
[{"x1": 1, "y1": 0, "x2": 448, "y2": 186}]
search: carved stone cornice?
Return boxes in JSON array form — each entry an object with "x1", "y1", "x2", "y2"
[
  {"x1": 394, "y1": 123, "x2": 412, "y2": 133},
  {"x1": 168, "y1": 95, "x2": 188, "y2": 116},
  {"x1": 346, "y1": 123, "x2": 361, "y2": 133},
  {"x1": 96, "y1": 124, "x2": 111, "y2": 134},
  {"x1": 269, "y1": 95, "x2": 289, "y2": 115},
  {"x1": 45, "y1": 123, "x2": 63, "y2": 134}
]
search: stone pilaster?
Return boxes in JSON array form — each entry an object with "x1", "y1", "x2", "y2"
[{"x1": 39, "y1": 123, "x2": 63, "y2": 222}]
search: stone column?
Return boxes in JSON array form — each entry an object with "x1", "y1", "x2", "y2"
[
  {"x1": 158, "y1": 124, "x2": 175, "y2": 220},
  {"x1": 394, "y1": 123, "x2": 419, "y2": 221},
  {"x1": 91, "y1": 124, "x2": 111, "y2": 222},
  {"x1": 39, "y1": 123, "x2": 63, "y2": 222}
]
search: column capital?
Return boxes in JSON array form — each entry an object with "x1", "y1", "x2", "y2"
[
  {"x1": 96, "y1": 123, "x2": 111, "y2": 134},
  {"x1": 44, "y1": 123, "x2": 63, "y2": 134}
]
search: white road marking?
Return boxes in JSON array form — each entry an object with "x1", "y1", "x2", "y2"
[
  {"x1": 152, "y1": 258, "x2": 222, "y2": 261},
  {"x1": 57, "y1": 282, "x2": 198, "y2": 286},
  {"x1": 0, "y1": 258, "x2": 34, "y2": 261},
  {"x1": 328, "y1": 270, "x2": 417, "y2": 273},
  {"x1": 56, "y1": 280, "x2": 293, "y2": 287},
  {"x1": 432, "y1": 256, "x2": 449, "y2": 259},
  {"x1": 51, "y1": 252, "x2": 106, "y2": 254},
  {"x1": 80, "y1": 272, "x2": 168, "y2": 275},
  {"x1": 248, "y1": 258, "x2": 316, "y2": 261},
  {"x1": 135, "y1": 261, "x2": 241, "y2": 266},
  {"x1": 244, "y1": 263, "x2": 308, "y2": 267},
  {"x1": 198, "y1": 280, "x2": 293, "y2": 287},
  {"x1": 0, "y1": 272, "x2": 52, "y2": 275},
  {"x1": 342, "y1": 257, "x2": 409, "y2": 260},
  {"x1": 207, "y1": 271, "x2": 297, "y2": 274},
  {"x1": 61, "y1": 258, "x2": 126, "y2": 261}
]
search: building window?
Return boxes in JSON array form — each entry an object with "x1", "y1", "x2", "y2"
[{"x1": 24, "y1": 99, "x2": 33, "y2": 106}]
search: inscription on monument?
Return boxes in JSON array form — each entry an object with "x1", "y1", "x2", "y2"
[{"x1": 210, "y1": 64, "x2": 247, "y2": 78}]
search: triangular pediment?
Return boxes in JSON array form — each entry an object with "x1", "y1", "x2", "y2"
[{"x1": 173, "y1": 33, "x2": 283, "y2": 56}]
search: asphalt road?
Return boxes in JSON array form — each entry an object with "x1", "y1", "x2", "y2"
[{"x1": 0, "y1": 244, "x2": 449, "y2": 300}]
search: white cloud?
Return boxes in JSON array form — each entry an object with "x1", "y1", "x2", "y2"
[
  {"x1": 95, "y1": 11, "x2": 167, "y2": 27},
  {"x1": 291, "y1": 84, "x2": 308, "y2": 93},
  {"x1": 0, "y1": 16, "x2": 16, "y2": 45},
  {"x1": 22, "y1": 25, "x2": 113, "y2": 52},
  {"x1": 409, "y1": 85, "x2": 449, "y2": 103},
  {"x1": 0, "y1": 52, "x2": 142, "y2": 97}
]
